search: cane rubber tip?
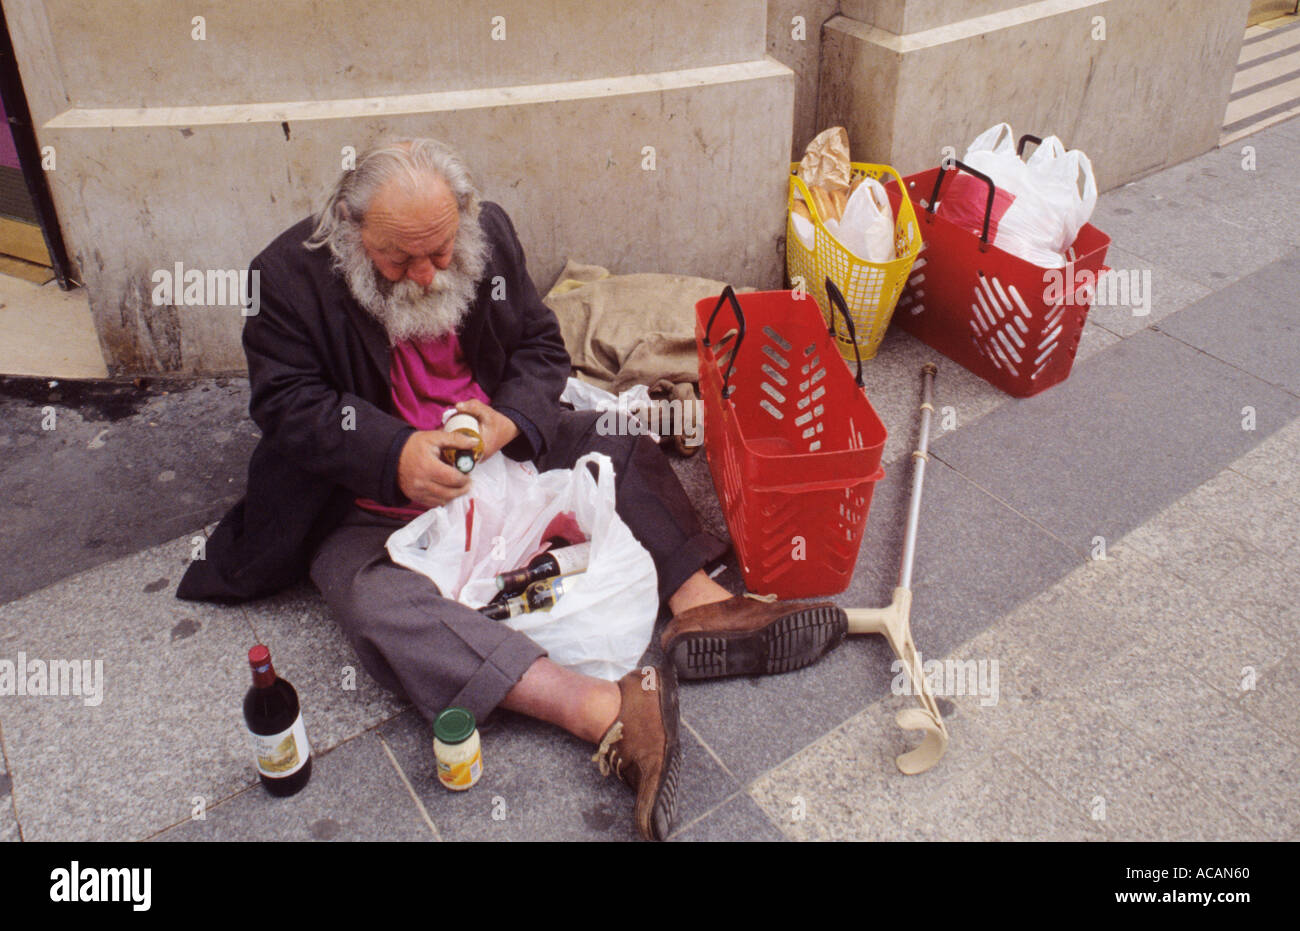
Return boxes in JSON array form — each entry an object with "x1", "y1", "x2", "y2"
[{"x1": 923, "y1": 362, "x2": 938, "y2": 375}]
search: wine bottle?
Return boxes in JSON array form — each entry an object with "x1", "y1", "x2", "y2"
[
  {"x1": 479, "y1": 575, "x2": 577, "y2": 620},
  {"x1": 440, "y1": 410, "x2": 484, "y2": 474},
  {"x1": 243, "y1": 644, "x2": 312, "y2": 797},
  {"x1": 494, "y1": 541, "x2": 591, "y2": 595}
]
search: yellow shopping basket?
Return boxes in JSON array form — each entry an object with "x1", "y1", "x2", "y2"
[{"x1": 787, "y1": 162, "x2": 922, "y2": 361}]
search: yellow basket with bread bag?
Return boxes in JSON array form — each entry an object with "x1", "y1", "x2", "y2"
[{"x1": 787, "y1": 162, "x2": 923, "y2": 361}]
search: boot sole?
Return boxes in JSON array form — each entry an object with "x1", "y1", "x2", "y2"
[
  {"x1": 668, "y1": 604, "x2": 848, "y2": 680},
  {"x1": 649, "y1": 665, "x2": 681, "y2": 841}
]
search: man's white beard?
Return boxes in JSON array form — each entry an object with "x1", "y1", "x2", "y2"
[{"x1": 333, "y1": 212, "x2": 489, "y2": 345}]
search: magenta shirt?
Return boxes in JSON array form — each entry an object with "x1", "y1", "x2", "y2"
[{"x1": 355, "y1": 332, "x2": 490, "y2": 520}]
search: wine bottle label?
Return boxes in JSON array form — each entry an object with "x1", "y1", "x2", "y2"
[
  {"x1": 549, "y1": 542, "x2": 591, "y2": 576},
  {"x1": 249, "y1": 713, "x2": 311, "y2": 778}
]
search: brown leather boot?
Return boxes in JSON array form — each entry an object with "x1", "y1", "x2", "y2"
[
  {"x1": 591, "y1": 664, "x2": 682, "y2": 841},
  {"x1": 661, "y1": 595, "x2": 848, "y2": 680}
]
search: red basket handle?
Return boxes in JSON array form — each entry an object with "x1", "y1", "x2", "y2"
[
  {"x1": 823, "y1": 279, "x2": 865, "y2": 388},
  {"x1": 703, "y1": 285, "x2": 747, "y2": 399},
  {"x1": 926, "y1": 158, "x2": 997, "y2": 246}
]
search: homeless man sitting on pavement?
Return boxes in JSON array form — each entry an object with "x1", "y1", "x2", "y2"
[{"x1": 177, "y1": 137, "x2": 852, "y2": 841}]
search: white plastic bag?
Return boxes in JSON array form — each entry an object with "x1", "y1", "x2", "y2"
[
  {"x1": 385, "y1": 451, "x2": 659, "y2": 681},
  {"x1": 1024, "y1": 135, "x2": 1097, "y2": 253},
  {"x1": 791, "y1": 208, "x2": 816, "y2": 250},
  {"x1": 824, "y1": 176, "x2": 895, "y2": 263},
  {"x1": 960, "y1": 122, "x2": 1067, "y2": 268},
  {"x1": 561, "y1": 378, "x2": 652, "y2": 419},
  {"x1": 946, "y1": 123, "x2": 1097, "y2": 267}
]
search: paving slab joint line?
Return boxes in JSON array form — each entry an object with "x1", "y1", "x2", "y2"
[
  {"x1": 140, "y1": 782, "x2": 260, "y2": 841},
  {"x1": 926, "y1": 454, "x2": 1087, "y2": 560},
  {"x1": 679, "y1": 715, "x2": 740, "y2": 785},
  {"x1": 989, "y1": 608, "x2": 1285, "y2": 840},
  {"x1": 998, "y1": 747, "x2": 1110, "y2": 841},
  {"x1": 1148, "y1": 326, "x2": 1300, "y2": 401},
  {"x1": 377, "y1": 731, "x2": 442, "y2": 841},
  {"x1": 666, "y1": 788, "x2": 747, "y2": 840},
  {"x1": 1225, "y1": 464, "x2": 1300, "y2": 511},
  {"x1": 0, "y1": 720, "x2": 23, "y2": 841}
]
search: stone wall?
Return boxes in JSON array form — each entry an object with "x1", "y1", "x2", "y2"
[
  {"x1": 4, "y1": 0, "x2": 795, "y2": 374},
  {"x1": 817, "y1": 0, "x2": 1251, "y2": 189}
]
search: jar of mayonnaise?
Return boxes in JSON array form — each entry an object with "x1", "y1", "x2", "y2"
[{"x1": 433, "y1": 706, "x2": 483, "y2": 791}]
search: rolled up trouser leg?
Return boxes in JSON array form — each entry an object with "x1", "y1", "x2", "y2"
[
  {"x1": 309, "y1": 505, "x2": 547, "y2": 724},
  {"x1": 537, "y1": 409, "x2": 728, "y2": 605}
]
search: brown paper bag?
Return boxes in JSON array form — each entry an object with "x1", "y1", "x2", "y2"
[{"x1": 798, "y1": 127, "x2": 852, "y2": 194}]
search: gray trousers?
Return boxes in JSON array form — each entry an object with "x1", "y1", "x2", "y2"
[{"x1": 308, "y1": 410, "x2": 727, "y2": 723}]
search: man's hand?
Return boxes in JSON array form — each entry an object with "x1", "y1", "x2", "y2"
[
  {"x1": 395, "y1": 401, "x2": 521, "y2": 508},
  {"x1": 397, "y1": 430, "x2": 477, "y2": 508},
  {"x1": 453, "y1": 399, "x2": 520, "y2": 461}
]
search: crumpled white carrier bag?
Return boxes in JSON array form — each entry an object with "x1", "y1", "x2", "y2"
[
  {"x1": 957, "y1": 122, "x2": 1098, "y2": 268},
  {"x1": 385, "y1": 451, "x2": 658, "y2": 681}
]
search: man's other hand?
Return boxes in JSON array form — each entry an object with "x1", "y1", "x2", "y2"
[
  {"x1": 397, "y1": 430, "x2": 476, "y2": 507},
  {"x1": 453, "y1": 399, "x2": 520, "y2": 461}
]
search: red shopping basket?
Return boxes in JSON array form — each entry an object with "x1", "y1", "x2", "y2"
[
  {"x1": 894, "y1": 147, "x2": 1111, "y2": 397},
  {"x1": 696, "y1": 284, "x2": 887, "y2": 598}
]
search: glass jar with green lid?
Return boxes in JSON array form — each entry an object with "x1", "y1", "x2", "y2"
[{"x1": 433, "y1": 706, "x2": 483, "y2": 791}]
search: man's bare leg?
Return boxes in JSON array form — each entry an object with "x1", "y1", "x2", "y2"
[
  {"x1": 667, "y1": 568, "x2": 733, "y2": 616},
  {"x1": 500, "y1": 658, "x2": 620, "y2": 744}
]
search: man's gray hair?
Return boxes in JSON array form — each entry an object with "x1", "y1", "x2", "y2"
[{"x1": 305, "y1": 138, "x2": 480, "y2": 256}]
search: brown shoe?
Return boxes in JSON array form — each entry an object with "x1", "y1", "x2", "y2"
[
  {"x1": 662, "y1": 595, "x2": 848, "y2": 680},
  {"x1": 591, "y1": 664, "x2": 682, "y2": 841}
]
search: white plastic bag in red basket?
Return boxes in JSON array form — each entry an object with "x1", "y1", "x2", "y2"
[{"x1": 936, "y1": 123, "x2": 1097, "y2": 268}]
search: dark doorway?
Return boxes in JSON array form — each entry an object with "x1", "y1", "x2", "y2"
[{"x1": 0, "y1": 4, "x2": 73, "y2": 288}]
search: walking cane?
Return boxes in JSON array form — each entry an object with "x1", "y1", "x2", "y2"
[{"x1": 844, "y1": 362, "x2": 949, "y2": 774}]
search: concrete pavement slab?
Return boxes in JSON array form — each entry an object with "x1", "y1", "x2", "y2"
[
  {"x1": 748, "y1": 698, "x2": 999, "y2": 841},
  {"x1": 903, "y1": 750, "x2": 1105, "y2": 841},
  {"x1": 1240, "y1": 650, "x2": 1300, "y2": 753},
  {"x1": 973, "y1": 697, "x2": 1186, "y2": 836},
  {"x1": 1122, "y1": 499, "x2": 1266, "y2": 587},
  {"x1": 1089, "y1": 124, "x2": 1298, "y2": 288},
  {"x1": 1092, "y1": 758, "x2": 1258, "y2": 841},
  {"x1": 1090, "y1": 186, "x2": 1292, "y2": 290},
  {"x1": 1085, "y1": 541, "x2": 1280, "y2": 699},
  {"x1": 1083, "y1": 648, "x2": 1300, "y2": 840},
  {"x1": 376, "y1": 704, "x2": 739, "y2": 841},
  {"x1": 670, "y1": 793, "x2": 787, "y2": 842},
  {"x1": 931, "y1": 328, "x2": 1300, "y2": 560},
  {"x1": 243, "y1": 580, "x2": 408, "y2": 753},
  {"x1": 902, "y1": 462, "x2": 1082, "y2": 659},
  {"x1": 1127, "y1": 128, "x2": 1300, "y2": 249},
  {"x1": 1076, "y1": 319, "x2": 1122, "y2": 363},
  {"x1": 1158, "y1": 253, "x2": 1300, "y2": 395},
  {"x1": 0, "y1": 537, "x2": 260, "y2": 841},
  {"x1": 0, "y1": 375, "x2": 256, "y2": 604},
  {"x1": 148, "y1": 732, "x2": 434, "y2": 842},
  {"x1": 1179, "y1": 468, "x2": 1298, "y2": 564},
  {"x1": 1227, "y1": 416, "x2": 1300, "y2": 504},
  {"x1": 948, "y1": 557, "x2": 1270, "y2": 841},
  {"x1": 1083, "y1": 243, "x2": 1212, "y2": 339},
  {"x1": 0, "y1": 764, "x2": 17, "y2": 842},
  {"x1": 1195, "y1": 543, "x2": 1300, "y2": 643}
]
